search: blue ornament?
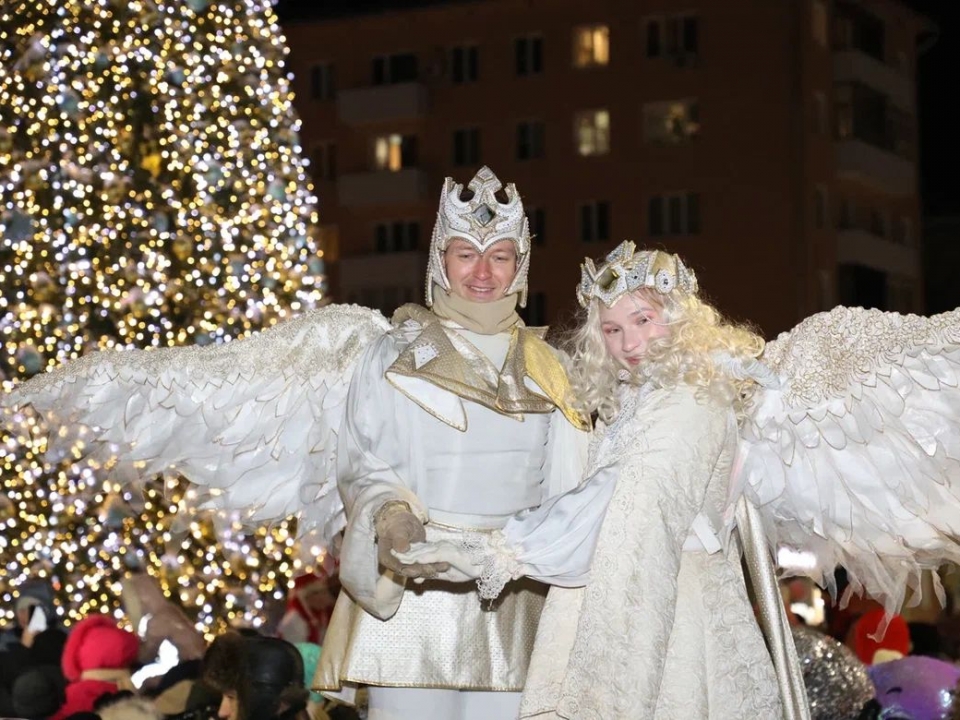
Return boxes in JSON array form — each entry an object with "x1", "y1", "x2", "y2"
[
  {"x1": 6, "y1": 208, "x2": 34, "y2": 242},
  {"x1": 16, "y1": 346, "x2": 43, "y2": 376},
  {"x1": 94, "y1": 52, "x2": 109, "y2": 70},
  {"x1": 308, "y1": 257, "x2": 325, "y2": 275},
  {"x1": 186, "y1": 0, "x2": 209, "y2": 12},
  {"x1": 267, "y1": 180, "x2": 286, "y2": 201},
  {"x1": 203, "y1": 164, "x2": 224, "y2": 186},
  {"x1": 152, "y1": 211, "x2": 170, "y2": 233},
  {"x1": 58, "y1": 91, "x2": 80, "y2": 116},
  {"x1": 168, "y1": 68, "x2": 186, "y2": 86}
]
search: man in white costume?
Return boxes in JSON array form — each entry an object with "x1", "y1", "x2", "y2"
[{"x1": 314, "y1": 166, "x2": 589, "y2": 720}]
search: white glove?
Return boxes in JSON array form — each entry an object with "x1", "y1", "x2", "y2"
[{"x1": 393, "y1": 540, "x2": 481, "y2": 585}]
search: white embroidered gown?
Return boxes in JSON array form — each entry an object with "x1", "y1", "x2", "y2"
[{"x1": 483, "y1": 383, "x2": 783, "y2": 719}]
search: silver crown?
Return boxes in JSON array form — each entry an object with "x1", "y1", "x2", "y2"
[
  {"x1": 577, "y1": 241, "x2": 698, "y2": 308},
  {"x1": 425, "y1": 166, "x2": 531, "y2": 307}
]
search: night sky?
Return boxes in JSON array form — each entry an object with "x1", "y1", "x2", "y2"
[{"x1": 276, "y1": 0, "x2": 959, "y2": 217}]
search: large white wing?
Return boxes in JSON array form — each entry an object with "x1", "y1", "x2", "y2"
[
  {"x1": 2, "y1": 304, "x2": 390, "y2": 542},
  {"x1": 740, "y1": 306, "x2": 960, "y2": 614}
]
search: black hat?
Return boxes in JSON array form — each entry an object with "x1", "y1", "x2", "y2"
[
  {"x1": 12, "y1": 664, "x2": 67, "y2": 718},
  {"x1": 203, "y1": 633, "x2": 307, "y2": 720}
]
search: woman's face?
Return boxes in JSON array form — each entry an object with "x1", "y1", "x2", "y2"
[
  {"x1": 599, "y1": 293, "x2": 670, "y2": 370},
  {"x1": 218, "y1": 691, "x2": 239, "y2": 720}
]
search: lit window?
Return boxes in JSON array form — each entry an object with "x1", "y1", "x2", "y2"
[
  {"x1": 575, "y1": 110, "x2": 610, "y2": 156},
  {"x1": 373, "y1": 134, "x2": 417, "y2": 171},
  {"x1": 643, "y1": 100, "x2": 699, "y2": 144},
  {"x1": 573, "y1": 25, "x2": 610, "y2": 67}
]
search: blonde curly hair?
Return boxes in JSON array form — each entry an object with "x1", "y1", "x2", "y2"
[{"x1": 563, "y1": 287, "x2": 764, "y2": 425}]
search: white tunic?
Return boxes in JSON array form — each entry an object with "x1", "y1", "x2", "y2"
[{"x1": 316, "y1": 323, "x2": 586, "y2": 695}]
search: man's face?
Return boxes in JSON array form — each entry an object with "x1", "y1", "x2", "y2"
[{"x1": 443, "y1": 238, "x2": 518, "y2": 303}]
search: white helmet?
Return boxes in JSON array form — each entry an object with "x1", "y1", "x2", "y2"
[{"x1": 425, "y1": 166, "x2": 531, "y2": 307}]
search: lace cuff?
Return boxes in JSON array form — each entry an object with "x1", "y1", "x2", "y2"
[{"x1": 461, "y1": 530, "x2": 523, "y2": 600}]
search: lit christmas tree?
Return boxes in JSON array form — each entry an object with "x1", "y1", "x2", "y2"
[{"x1": 0, "y1": 0, "x2": 327, "y2": 633}]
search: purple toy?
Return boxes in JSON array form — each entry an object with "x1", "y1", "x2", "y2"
[{"x1": 868, "y1": 656, "x2": 960, "y2": 720}]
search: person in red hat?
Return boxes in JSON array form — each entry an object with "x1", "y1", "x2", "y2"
[
  {"x1": 277, "y1": 572, "x2": 335, "y2": 645},
  {"x1": 50, "y1": 614, "x2": 140, "y2": 720},
  {"x1": 849, "y1": 607, "x2": 911, "y2": 665}
]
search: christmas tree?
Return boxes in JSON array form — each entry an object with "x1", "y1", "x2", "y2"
[{"x1": 0, "y1": 0, "x2": 327, "y2": 634}]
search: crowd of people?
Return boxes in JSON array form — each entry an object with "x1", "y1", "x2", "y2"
[{"x1": 0, "y1": 572, "x2": 354, "y2": 720}]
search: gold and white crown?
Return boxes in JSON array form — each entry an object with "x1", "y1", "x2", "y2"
[
  {"x1": 426, "y1": 166, "x2": 532, "y2": 307},
  {"x1": 577, "y1": 241, "x2": 698, "y2": 308}
]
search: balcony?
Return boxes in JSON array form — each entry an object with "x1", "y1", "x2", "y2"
[
  {"x1": 337, "y1": 168, "x2": 429, "y2": 207},
  {"x1": 833, "y1": 50, "x2": 914, "y2": 110},
  {"x1": 337, "y1": 82, "x2": 428, "y2": 125},
  {"x1": 835, "y1": 139, "x2": 915, "y2": 196},
  {"x1": 339, "y1": 250, "x2": 427, "y2": 311},
  {"x1": 837, "y1": 228, "x2": 920, "y2": 278}
]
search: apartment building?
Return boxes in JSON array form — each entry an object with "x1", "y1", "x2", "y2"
[{"x1": 283, "y1": 0, "x2": 932, "y2": 335}]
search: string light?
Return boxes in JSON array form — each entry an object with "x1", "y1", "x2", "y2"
[{"x1": 0, "y1": 0, "x2": 326, "y2": 636}]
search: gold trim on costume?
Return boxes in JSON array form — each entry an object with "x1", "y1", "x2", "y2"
[{"x1": 385, "y1": 307, "x2": 589, "y2": 431}]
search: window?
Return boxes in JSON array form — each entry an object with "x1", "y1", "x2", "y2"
[
  {"x1": 813, "y1": 92, "x2": 828, "y2": 135},
  {"x1": 528, "y1": 207, "x2": 546, "y2": 245},
  {"x1": 868, "y1": 208, "x2": 887, "y2": 238},
  {"x1": 573, "y1": 25, "x2": 610, "y2": 67},
  {"x1": 579, "y1": 201, "x2": 610, "y2": 243},
  {"x1": 310, "y1": 63, "x2": 335, "y2": 100},
  {"x1": 814, "y1": 186, "x2": 828, "y2": 229},
  {"x1": 648, "y1": 193, "x2": 700, "y2": 236},
  {"x1": 643, "y1": 100, "x2": 699, "y2": 144},
  {"x1": 834, "y1": 83, "x2": 906, "y2": 155},
  {"x1": 887, "y1": 276, "x2": 916, "y2": 314},
  {"x1": 833, "y1": 1, "x2": 885, "y2": 62},
  {"x1": 524, "y1": 292, "x2": 547, "y2": 326},
  {"x1": 893, "y1": 216, "x2": 912, "y2": 246},
  {"x1": 517, "y1": 120, "x2": 545, "y2": 160},
  {"x1": 515, "y1": 35, "x2": 543, "y2": 76},
  {"x1": 575, "y1": 110, "x2": 610, "y2": 156},
  {"x1": 310, "y1": 142, "x2": 337, "y2": 181},
  {"x1": 837, "y1": 197, "x2": 855, "y2": 229},
  {"x1": 451, "y1": 45, "x2": 479, "y2": 83},
  {"x1": 374, "y1": 134, "x2": 418, "y2": 171},
  {"x1": 812, "y1": 0, "x2": 828, "y2": 47},
  {"x1": 374, "y1": 221, "x2": 420, "y2": 252},
  {"x1": 645, "y1": 20, "x2": 662, "y2": 58},
  {"x1": 372, "y1": 53, "x2": 419, "y2": 85},
  {"x1": 645, "y1": 15, "x2": 699, "y2": 60},
  {"x1": 453, "y1": 127, "x2": 481, "y2": 166}
]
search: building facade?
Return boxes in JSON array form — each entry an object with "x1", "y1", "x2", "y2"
[{"x1": 283, "y1": 0, "x2": 931, "y2": 336}]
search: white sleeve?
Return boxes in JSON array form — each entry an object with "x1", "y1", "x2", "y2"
[
  {"x1": 336, "y1": 335, "x2": 426, "y2": 620},
  {"x1": 471, "y1": 464, "x2": 617, "y2": 599}
]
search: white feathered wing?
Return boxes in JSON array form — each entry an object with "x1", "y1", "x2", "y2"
[
  {"x1": 739, "y1": 306, "x2": 960, "y2": 615},
  {"x1": 2, "y1": 304, "x2": 391, "y2": 544}
]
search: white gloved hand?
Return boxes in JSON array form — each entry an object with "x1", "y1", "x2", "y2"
[
  {"x1": 374, "y1": 502, "x2": 449, "y2": 578},
  {"x1": 393, "y1": 540, "x2": 481, "y2": 585}
]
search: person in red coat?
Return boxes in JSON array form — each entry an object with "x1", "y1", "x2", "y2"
[
  {"x1": 51, "y1": 614, "x2": 140, "y2": 720},
  {"x1": 276, "y1": 572, "x2": 336, "y2": 645}
]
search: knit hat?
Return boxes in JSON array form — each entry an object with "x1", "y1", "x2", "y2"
[
  {"x1": 61, "y1": 615, "x2": 140, "y2": 681},
  {"x1": 851, "y1": 608, "x2": 911, "y2": 665},
  {"x1": 12, "y1": 664, "x2": 67, "y2": 718}
]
